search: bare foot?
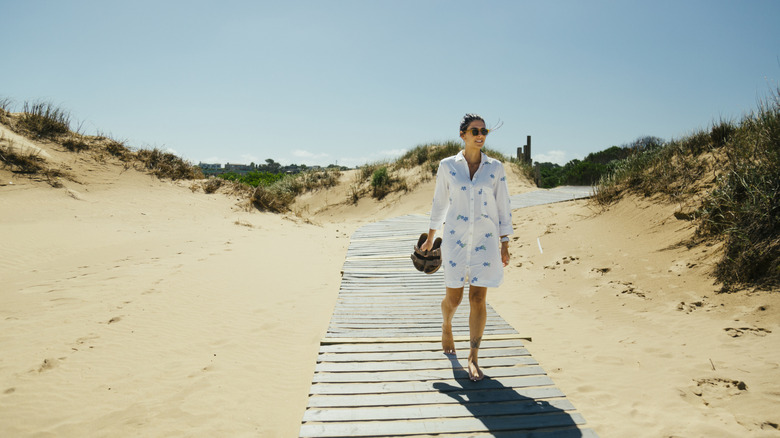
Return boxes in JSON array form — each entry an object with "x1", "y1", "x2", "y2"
[
  {"x1": 468, "y1": 359, "x2": 484, "y2": 381},
  {"x1": 442, "y1": 323, "x2": 456, "y2": 355}
]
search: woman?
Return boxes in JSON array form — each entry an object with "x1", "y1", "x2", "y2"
[{"x1": 420, "y1": 113, "x2": 513, "y2": 381}]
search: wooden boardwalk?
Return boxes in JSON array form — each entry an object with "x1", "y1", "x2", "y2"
[{"x1": 300, "y1": 189, "x2": 597, "y2": 437}]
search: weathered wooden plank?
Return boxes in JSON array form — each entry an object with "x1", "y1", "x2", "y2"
[
  {"x1": 305, "y1": 386, "x2": 566, "y2": 408},
  {"x1": 303, "y1": 397, "x2": 576, "y2": 422},
  {"x1": 315, "y1": 356, "x2": 537, "y2": 372},
  {"x1": 299, "y1": 412, "x2": 587, "y2": 437},
  {"x1": 325, "y1": 328, "x2": 518, "y2": 337},
  {"x1": 320, "y1": 334, "x2": 531, "y2": 345},
  {"x1": 481, "y1": 428, "x2": 600, "y2": 438},
  {"x1": 318, "y1": 348, "x2": 529, "y2": 363},
  {"x1": 328, "y1": 321, "x2": 515, "y2": 330},
  {"x1": 309, "y1": 375, "x2": 555, "y2": 395},
  {"x1": 312, "y1": 365, "x2": 546, "y2": 383},
  {"x1": 319, "y1": 339, "x2": 525, "y2": 352}
]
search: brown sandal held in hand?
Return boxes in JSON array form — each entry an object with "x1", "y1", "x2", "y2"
[{"x1": 411, "y1": 233, "x2": 442, "y2": 274}]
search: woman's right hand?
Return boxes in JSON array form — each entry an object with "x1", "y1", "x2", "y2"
[{"x1": 420, "y1": 229, "x2": 436, "y2": 252}]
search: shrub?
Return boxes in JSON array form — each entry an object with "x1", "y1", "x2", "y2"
[
  {"x1": 219, "y1": 170, "x2": 286, "y2": 187},
  {"x1": 62, "y1": 138, "x2": 89, "y2": 153},
  {"x1": 202, "y1": 178, "x2": 224, "y2": 194},
  {"x1": 105, "y1": 140, "x2": 131, "y2": 159},
  {"x1": 18, "y1": 101, "x2": 70, "y2": 138},
  {"x1": 370, "y1": 166, "x2": 391, "y2": 199},
  {"x1": 251, "y1": 184, "x2": 296, "y2": 212},
  {"x1": 135, "y1": 148, "x2": 204, "y2": 180}
]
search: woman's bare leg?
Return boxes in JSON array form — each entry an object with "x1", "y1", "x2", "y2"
[
  {"x1": 441, "y1": 287, "x2": 463, "y2": 354},
  {"x1": 468, "y1": 286, "x2": 488, "y2": 381}
]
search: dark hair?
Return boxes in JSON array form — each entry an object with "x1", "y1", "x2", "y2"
[{"x1": 459, "y1": 113, "x2": 485, "y2": 133}]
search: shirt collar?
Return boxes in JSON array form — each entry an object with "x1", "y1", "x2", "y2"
[{"x1": 456, "y1": 150, "x2": 496, "y2": 164}]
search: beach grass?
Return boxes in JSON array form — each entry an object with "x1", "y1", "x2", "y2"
[
  {"x1": 596, "y1": 87, "x2": 779, "y2": 290},
  {"x1": 18, "y1": 101, "x2": 71, "y2": 138},
  {"x1": 0, "y1": 105, "x2": 203, "y2": 182},
  {"x1": 0, "y1": 135, "x2": 68, "y2": 187}
]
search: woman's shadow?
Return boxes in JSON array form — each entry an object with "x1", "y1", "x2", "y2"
[{"x1": 431, "y1": 353, "x2": 586, "y2": 436}]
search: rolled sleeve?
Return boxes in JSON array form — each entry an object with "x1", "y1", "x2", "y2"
[
  {"x1": 495, "y1": 163, "x2": 514, "y2": 236},
  {"x1": 429, "y1": 161, "x2": 449, "y2": 231}
]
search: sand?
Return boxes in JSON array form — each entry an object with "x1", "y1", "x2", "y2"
[{"x1": 1, "y1": 126, "x2": 778, "y2": 437}]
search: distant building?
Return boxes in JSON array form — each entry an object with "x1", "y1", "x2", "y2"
[
  {"x1": 197, "y1": 162, "x2": 222, "y2": 175},
  {"x1": 224, "y1": 163, "x2": 255, "y2": 174}
]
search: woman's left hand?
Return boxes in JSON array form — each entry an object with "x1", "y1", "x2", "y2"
[{"x1": 501, "y1": 243, "x2": 510, "y2": 266}]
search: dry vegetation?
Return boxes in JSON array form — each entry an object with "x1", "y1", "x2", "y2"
[
  {"x1": 0, "y1": 100, "x2": 204, "y2": 186},
  {"x1": 596, "y1": 88, "x2": 779, "y2": 291}
]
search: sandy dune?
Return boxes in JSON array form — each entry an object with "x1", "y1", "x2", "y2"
[{"x1": 1, "y1": 126, "x2": 778, "y2": 437}]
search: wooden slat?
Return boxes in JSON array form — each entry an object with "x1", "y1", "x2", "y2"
[
  {"x1": 312, "y1": 365, "x2": 546, "y2": 383},
  {"x1": 304, "y1": 397, "x2": 576, "y2": 422},
  {"x1": 319, "y1": 339, "x2": 525, "y2": 352},
  {"x1": 300, "y1": 412, "x2": 588, "y2": 437},
  {"x1": 315, "y1": 356, "x2": 537, "y2": 372},
  {"x1": 305, "y1": 386, "x2": 566, "y2": 408},
  {"x1": 310, "y1": 375, "x2": 555, "y2": 395}
]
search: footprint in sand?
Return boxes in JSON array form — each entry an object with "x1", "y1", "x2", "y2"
[
  {"x1": 607, "y1": 280, "x2": 647, "y2": 299},
  {"x1": 36, "y1": 357, "x2": 65, "y2": 373},
  {"x1": 689, "y1": 378, "x2": 748, "y2": 406},
  {"x1": 544, "y1": 255, "x2": 579, "y2": 270},
  {"x1": 724, "y1": 327, "x2": 772, "y2": 338},
  {"x1": 678, "y1": 300, "x2": 705, "y2": 313}
]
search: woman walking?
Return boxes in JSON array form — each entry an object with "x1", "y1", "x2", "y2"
[{"x1": 420, "y1": 113, "x2": 513, "y2": 381}]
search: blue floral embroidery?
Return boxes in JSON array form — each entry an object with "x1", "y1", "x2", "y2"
[
  {"x1": 456, "y1": 215, "x2": 468, "y2": 222},
  {"x1": 482, "y1": 214, "x2": 490, "y2": 219},
  {"x1": 460, "y1": 277, "x2": 465, "y2": 282},
  {"x1": 485, "y1": 233, "x2": 493, "y2": 238},
  {"x1": 472, "y1": 276, "x2": 478, "y2": 283},
  {"x1": 456, "y1": 240, "x2": 466, "y2": 248},
  {"x1": 449, "y1": 260, "x2": 457, "y2": 267},
  {"x1": 483, "y1": 262, "x2": 491, "y2": 267},
  {"x1": 484, "y1": 201, "x2": 488, "y2": 206},
  {"x1": 478, "y1": 189, "x2": 483, "y2": 195},
  {"x1": 460, "y1": 186, "x2": 467, "y2": 191},
  {"x1": 490, "y1": 174, "x2": 495, "y2": 179},
  {"x1": 475, "y1": 245, "x2": 486, "y2": 252},
  {"x1": 449, "y1": 230, "x2": 455, "y2": 235},
  {"x1": 450, "y1": 171, "x2": 457, "y2": 176}
]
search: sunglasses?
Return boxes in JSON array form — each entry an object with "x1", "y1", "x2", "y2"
[{"x1": 466, "y1": 128, "x2": 490, "y2": 136}]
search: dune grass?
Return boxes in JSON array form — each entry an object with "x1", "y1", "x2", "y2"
[
  {"x1": 250, "y1": 168, "x2": 342, "y2": 212},
  {"x1": 0, "y1": 102, "x2": 204, "y2": 182},
  {"x1": 18, "y1": 101, "x2": 71, "y2": 138},
  {"x1": 596, "y1": 88, "x2": 779, "y2": 291},
  {"x1": 0, "y1": 135, "x2": 68, "y2": 187}
]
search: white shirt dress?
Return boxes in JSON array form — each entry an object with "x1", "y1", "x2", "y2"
[{"x1": 429, "y1": 151, "x2": 514, "y2": 288}]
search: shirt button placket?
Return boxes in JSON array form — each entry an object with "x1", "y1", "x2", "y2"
[{"x1": 466, "y1": 182, "x2": 476, "y2": 270}]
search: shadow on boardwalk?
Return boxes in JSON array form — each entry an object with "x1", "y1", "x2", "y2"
[{"x1": 433, "y1": 354, "x2": 585, "y2": 437}]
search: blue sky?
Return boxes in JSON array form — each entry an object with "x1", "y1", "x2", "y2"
[{"x1": 3, "y1": 0, "x2": 778, "y2": 167}]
